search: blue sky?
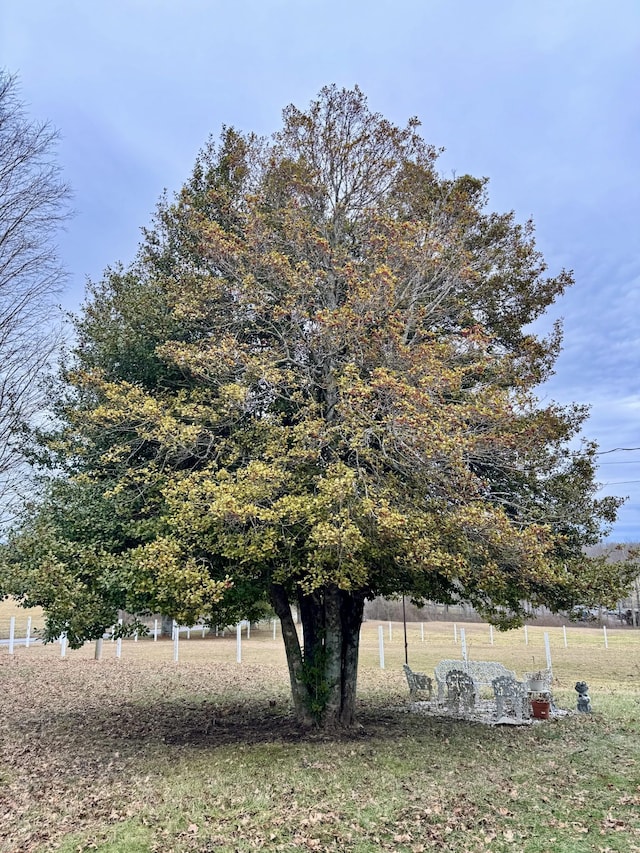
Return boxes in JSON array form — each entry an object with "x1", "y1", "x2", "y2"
[{"x1": 3, "y1": 0, "x2": 639, "y2": 539}]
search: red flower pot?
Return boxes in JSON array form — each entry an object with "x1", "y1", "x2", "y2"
[{"x1": 531, "y1": 698, "x2": 551, "y2": 720}]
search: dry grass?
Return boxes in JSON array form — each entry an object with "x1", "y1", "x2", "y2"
[
  {"x1": 0, "y1": 598, "x2": 44, "y2": 639},
  {"x1": 1, "y1": 620, "x2": 639, "y2": 852}
]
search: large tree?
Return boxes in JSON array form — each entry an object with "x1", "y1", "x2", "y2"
[
  {"x1": 4, "y1": 86, "x2": 633, "y2": 727},
  {"x1": 0, "y1": 72, "x2": 71, "y2": 523}
]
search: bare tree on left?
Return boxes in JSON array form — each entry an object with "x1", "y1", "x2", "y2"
[{"x1": 0, "y1": 71, "x2": 71, "y2": 523}]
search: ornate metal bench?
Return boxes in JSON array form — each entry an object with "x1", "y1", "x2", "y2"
[
  {"x1": 403, "y1": 664, "x2": 433, "y2": 701},
  {"x1": 435, "y1": 660, "x2": 516, "y2": 703},
  {"x1": 492, "y1": 675, "x2": 529, "y2": 720},
  {"x1": 445, "y1": 669, "x2": 475, "y2": 715}
]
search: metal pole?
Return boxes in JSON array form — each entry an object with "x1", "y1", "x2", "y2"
[{"x1": 402, "y1": 595, "x2": 408, "y2": 665}]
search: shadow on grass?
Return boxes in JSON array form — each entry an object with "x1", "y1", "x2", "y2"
[{"x1": 14, "y1": 695, "x2": 501, "y2": 758}]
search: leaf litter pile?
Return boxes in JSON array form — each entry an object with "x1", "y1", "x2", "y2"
[{"x1": 1, "y1": 650, "x2": 639, "y2": 853}]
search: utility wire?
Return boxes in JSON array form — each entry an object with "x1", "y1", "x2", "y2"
[{"x1": 595, "y1": 447, "x2": 640, "y2": 455}]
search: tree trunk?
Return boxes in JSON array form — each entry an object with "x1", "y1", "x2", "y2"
[
  {"x1": 270, "y1": 583, "x2": 314, "y2": 726},
  {"x1": 161, "y1": 615, "x2": 174, "y2": 637},
  {"x1": 271, "y1": 582, "x2": 365, "y2": 728}
]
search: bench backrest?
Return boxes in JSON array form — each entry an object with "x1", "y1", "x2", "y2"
[{"x1": 435, "y1": 659, "x2": 516, "y2": 688}]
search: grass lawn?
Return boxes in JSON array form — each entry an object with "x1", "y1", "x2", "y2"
[{"x1": 0, "y1": 617, "x2": 639, "y2": 852}]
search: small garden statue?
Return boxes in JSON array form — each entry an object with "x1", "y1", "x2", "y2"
[{"x1": 575, "y1": 681, "x2": 592, "y2": 713}]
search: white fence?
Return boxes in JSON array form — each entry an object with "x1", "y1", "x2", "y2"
[{"x1": 2, "y1": 616, "x2": 281, "y2": 662}]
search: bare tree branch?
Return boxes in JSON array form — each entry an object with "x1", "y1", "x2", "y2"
[{"x1": 0, "y1": 71, "x2": 71, "y2": 524}]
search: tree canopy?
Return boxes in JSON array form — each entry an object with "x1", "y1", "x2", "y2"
[{"x1": 2, "y1": 85, "x2": 633, "y2": 727}]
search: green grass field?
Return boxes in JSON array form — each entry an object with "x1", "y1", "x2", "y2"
[{"x1": 1, "y1": 609, "x2": 639, "y2": 852}]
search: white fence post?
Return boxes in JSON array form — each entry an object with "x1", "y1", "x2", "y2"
[
  {"x1": 116, "y1": 618, "x2": 122, "y2": 659},
  {"x1": 524, "y1": 625, "x2": 529, "y2": 646},
  {"x1": 95, "y1": 638, "x2": 103, "y2": 660},
  {"x1": 272, "y1": 619, "x2": 277, "y2": 640},
  {"x1": 173, "y1": 620, "x2": 179, "y2": 661},
  {"x1": 489, "y1": 624, "x2": 494, "y2": 645},
  {"x1": 453, "y1": 623, "x2": 458, "y2": 644},
  {"x1": 153, "y1": 619, "x2": 158, "y2": 642},
  {"x1": 60, "y1": 633, "x2": 67, "y2": 658},
  {"x1": 603, "y1": 625, "x2": 608, "y2": 649},
  {"x1": 460, "y1": 627, "x2": 468, "y2": 662},
  {"x1": 388, "y1": 621, "x2": 392, "y2": 641},
  {"x1": 202, "y1": 623, "x2": 206, "y2": 638},
  {"x1": 378, "y1": 625, "x2": 385, "y2": 669},
  {"x1": 246, "y1": 621, "x2": 250, "y2": 639},
  {"x1": 236, "y1": 623, "x2": 242, "y2": 663},
  {"x1": 25, "y1": 616, "x2": 32, "y2": 648},
  {"x1": 544, "y1": 631, "x2": 552, "y2": 672},
  {"x1": 8, "y1": 616, "x2": 15, "y2": 655}
]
